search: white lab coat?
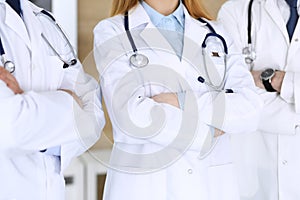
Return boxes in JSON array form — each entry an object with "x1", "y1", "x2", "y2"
[
  {"x1": 0, "y1": 0, "x2": 105, "y2": 199},
  {"x1": 218, "y1": 0, "x2": 300, "y2": 199},
  {"x1": 94, "y1": 3, "x2": 262, "y2": 200}
]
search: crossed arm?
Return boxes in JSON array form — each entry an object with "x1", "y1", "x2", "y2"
[
  {"x1": 251, "y1": 70, "x2": 285, "y2": 93},
  {"x1": 151, "y1": 92, "x2": 225, "y2": 137},
  {"x1": 0, "y1": 67, "x2": 23, "y2": 94},
  {"x1": 0, "y1": 67, "x2": 82, "y2": 105}
]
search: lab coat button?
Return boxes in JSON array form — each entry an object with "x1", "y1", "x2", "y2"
[
  {"x1": 282, "y1": 160, "x2": 288, "y2": 165},
  {"x1": 295, "y1": 38, "x2": 299, "y2": 42},
  {"x1": 188, "y1": 169, "x2": 193, "y2": 174}
]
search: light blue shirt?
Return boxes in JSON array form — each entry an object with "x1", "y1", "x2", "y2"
[
  {"x1": 45, "y1": 146, "x2": 61, "y2": 156},
  {"x1": 141, "y1": 0, "x2": 185, "y2": 58}
]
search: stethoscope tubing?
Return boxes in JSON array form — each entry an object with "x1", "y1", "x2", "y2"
[
  {"x1": 124, "y1": 12, "x2": 138, "y2": 53},
  {"x1": 35, "y1": 10, "x2": 77, "y2": 68},
  {"x1": 124, "y1": 12, "x2": 228, "y2": 91},
  {"x1": 0, "y1": 9, "x2": 78, "y2": 73},
  {"x1": 248, "y1": 0, "x2": 254, "y2": 45}
]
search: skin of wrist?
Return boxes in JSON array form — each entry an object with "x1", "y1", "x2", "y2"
[{"x1": 271, "y1": 71, "x2": 285, "y2": 92}]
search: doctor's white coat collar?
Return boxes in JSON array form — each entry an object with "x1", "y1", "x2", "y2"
[
  {"x1": 0, "y1": 0, "x2": 34, "y2": 48},
  {"x1": 127, "y1": 2, "x2": 207, "y2": 30},
  {"x1": 125, "y1": 1, "x2": 208, "y2": 58}
]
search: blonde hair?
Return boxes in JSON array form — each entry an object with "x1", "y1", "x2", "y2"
[{"x1": 110, "y1": 0, "x2": 212, "y2": 20}]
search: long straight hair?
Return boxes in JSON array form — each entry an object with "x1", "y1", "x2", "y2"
[{"x1": 110, "y1": 0, "x2": 212, "y2": 20}]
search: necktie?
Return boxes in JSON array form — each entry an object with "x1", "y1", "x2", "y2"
[
  {"x1": 6, "y1": 0, "x2": 22, "y2": 17},
  {"x1": 286, "y1": 0, "x2": 299, "y2": 40}
]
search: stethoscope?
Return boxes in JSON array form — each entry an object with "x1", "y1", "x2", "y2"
[
  {"x1": 198, "y1": 17, "x2": 229, "y2": 91},
  {"x1": 124, "y1": 12, "x2": 230, "y2": 92},
  {"x1": 0, "y1": 9, "x2": 77, "y2": 73},
  {"x1": 0, "y1": 37, "x2": 15, "y2": 73},
  {"x1": 243, "y1": 0, "x2": 256, "y2": 67}
]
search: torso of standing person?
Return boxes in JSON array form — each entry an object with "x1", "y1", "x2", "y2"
[
  {"x1": 0, "y1": 1, "x2": 104, "y2": 199},
  {"x1": 0, "y1": 1, "x2": 65, "y2": 199},
  {"x1": 218, "y1": 0, "x2": 300, "y2": 199},
  {"x1": 94, "y1": 1, "x2": 263, "y2": 200}
]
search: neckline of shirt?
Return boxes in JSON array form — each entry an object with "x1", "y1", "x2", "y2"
[{"x1": 140, "y1": 0, "x2": 185, "y2": 28}]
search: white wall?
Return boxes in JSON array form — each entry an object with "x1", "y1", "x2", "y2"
[{"x1": 51, "y1": 0, "x2": 78, "y2": 51}]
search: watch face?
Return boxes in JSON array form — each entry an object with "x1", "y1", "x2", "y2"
[{"x1": 260, "y1": 68, "x2": 275, "y2": 80}]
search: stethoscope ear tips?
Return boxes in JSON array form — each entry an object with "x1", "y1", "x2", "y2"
[
  {"x1": 63, "y1": 63, "x2": 69, "y2": 69},
  {"x1": 197, "y1": 76, "x2": 205, "y2": 83},
  {"x1": 70, "y1": 59, "x2": 77, "y2": 66},
  {"x1": 63, "y1": 59, "x2": 77, "y2": 69}
]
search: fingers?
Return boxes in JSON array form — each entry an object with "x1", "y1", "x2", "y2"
[
  {"x1": 250, "y1": 70, "x2": 264, "y2": 89},
  {"x1": 214, "y1": 128, "x2": 225, "y2": 137},
  {"x1": 152, "y1": 93, "x2": 179, "y2": 108},
  {"x1": 0, "y1": 67, "x2": 23, "y2": 94}
]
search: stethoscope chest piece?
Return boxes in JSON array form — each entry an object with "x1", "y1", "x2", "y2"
[
  {"x1": 130, "y1": 53, "x2": 149, "y2": 68},
  {"x1": 242, "y1": 45, "x2": 256, "y2": 65},
  {"x1": 4, "y1": 60, "x2": 15, "y2": 73}
]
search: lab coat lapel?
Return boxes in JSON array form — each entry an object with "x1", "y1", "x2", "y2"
[
  {"x1": 182, "y1": 10, "x2": 208, "y2": 77},
  {"x1": 3, "y1": 1, "x2": 31, "y2": 49},
  {"x1": 22, "y1": 1, "x2": 43, "y2": 56},
  {"x1": 264, "y1": 0, "x2": 290, "y2": 44},
  {"x1": 129, "y1": 3, "x2": 177, "y2": 58},
  {"x1": 286, "y1": 20, "x2": 300, "y2": 70},
  {"x1": 22, "y1": 1, "x2": 46, "y2": 85}
]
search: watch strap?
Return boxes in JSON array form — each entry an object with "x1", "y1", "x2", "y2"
[{"x1": 262, "y1": 79, "x2": 276, "y2": 92}]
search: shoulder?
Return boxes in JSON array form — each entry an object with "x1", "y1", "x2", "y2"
[
  {"x1": 218, "y1": 0, "x2": 250, "y2": 18},
  {"x1": 93, "y1": 15, "x2": 125, "y2": 45},
  {"x1": 207, "y1": 20, "x2": 240, "y2": 53},
  {"x1": 27, "y1": 1, "x2": 44, "y2": 13},
  {"x1": 221, "y1": 0, "x2": 249, "y2": 9}
]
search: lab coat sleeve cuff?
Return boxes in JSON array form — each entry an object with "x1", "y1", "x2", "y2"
[
  {"x1": 280, "y1": 71, "x2": 294, "y2": 103},
  {"x1": 177, "y1": 91, "x2": 186, "y2": 110},
  {"x1": 44, "y1": 146, "x2": 61, "y2": 156}
]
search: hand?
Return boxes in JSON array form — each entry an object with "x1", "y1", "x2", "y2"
[
  {"x1": 214, "y1": 128, "x2": 225, "y2": 137},
  {"x1": 271, "y1": 71, "x2": 285, "y2": 93},
  {"x1": 59, "y1": 89, "x2": 83, "y2": 108},
  {"x1": 251, "y1": 70, "x2": 264, "y2": 89},
  {"x1": 151, "y1": 93, "x2": 179, "y2": 108},
  {"x1": 0, "y1": 67, "x2": 23, "y2": 94}
]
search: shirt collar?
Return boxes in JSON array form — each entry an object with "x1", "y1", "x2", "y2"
[
  {"x1": 172, "y1": 1, "x2": 185, "y2": 27},
  {"x1": 141, "y1": 0, "x2": 185, "y2": 27}
]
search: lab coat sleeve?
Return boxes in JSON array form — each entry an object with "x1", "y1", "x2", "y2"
[
  {"x1": 258, "y1": 71, "x2": 300, "y2": 135},
  {"x1": 0, "y1": 61, "x2": 105, "y2": 170},
  {"x1": 56, "y1": 63, "x2": 106, "y2": 170},
  {"x1": 195, "y1": 27, "x2": 263, "y2": 134},
  {"x1": 217, "y1": 1, "x2": 247, "y2": 57},
  {"x1": 280, "y1": 71, "x2": 300, "y2": 112},
  {"x1": 218, "y1": 2, "x2": 300, "y2": 135}
]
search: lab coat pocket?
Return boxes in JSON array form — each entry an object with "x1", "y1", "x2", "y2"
[
  {"x1": 207, "y1": 134, "x2": 232, "y2": 167},
  {"x1": 207, "y1": 163, "x2": 239, "y2": 200},
  {"x1": 206, "y1": 135, "x2": 239, "y2": 199}
]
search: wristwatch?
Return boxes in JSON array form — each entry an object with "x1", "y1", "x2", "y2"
[{"x1": 260, "y1": 68, "x2": 276, "y2": 92}]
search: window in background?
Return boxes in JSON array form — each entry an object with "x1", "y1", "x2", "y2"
[{"x1": 29, "y1": 0, "x2": 52, "y2": 11}]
